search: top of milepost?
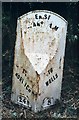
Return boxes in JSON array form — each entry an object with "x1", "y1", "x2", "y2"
[{"x1": 18, "y1": 10, "x2": 68, "y2": 25}]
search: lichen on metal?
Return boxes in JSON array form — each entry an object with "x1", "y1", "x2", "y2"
[{"x1": 11, "y1": 10, "x2": 67, "y2": 112}]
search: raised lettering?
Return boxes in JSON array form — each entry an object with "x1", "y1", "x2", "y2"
[
  {"x1": 24, "y1": 83, "x2": 27, "y2": 87},
  {"x1": 44, "y1": 14, "x2": 47, "y2": 19},
  {"x1": 35, "y1": 14, "x2": 38, "y2": 19},
  {"x1": 48, "y1": 15, "x2": 51, "y2": 20},
  {"x1": 19, "y1": 96, "x2": 22, "y2": 102},
  {"x1": 50, "y1": 23, "x2": 52, "y2": 28},
  {"x1": 46, "y1": 81, "x2": 49, "y2": 86},
  {"x1": 37, "y1": 22, "x2": 40, "y2": 26},
  {"x1": 49, "y1": 78, "x2": 52, "y2": 83},
  {"x1": 39, "y1": 15, "x2": 42, "y2": 19},
  {"x1": 45, "y1": 73, "x2": 58, "y2": 86},
  {"x1": 33, "y1": 22, "x2": 36, "y2": 27},
  {"x1": 15, "y1": 72, "x2": 32, "y2": 93},
  {"x1": 28, "y1": 89, "x2": 31, "y2": 93},
  {"x1": 41, "y1": 21, "x2": 43, "y2": 24},
  {"x1": 53, "y1": 75, "x2": 55, "y2": 80},
  {"x1": 19, "y1": 77, "x2": 24, "y2": 83},
  {"x1": 22, "y1": 68, "x2": 27, "y2": 76},
  {"x1": 55, "y1": 73, "x2": 58, "y2": 78},
  {"x1": 23, "y1": 98, "x2": 26, "y2": 104},
  {"x1": 48, "y1": 67, "x2": 53, "y2": 74},
  {"x1": 50, "y1": 77, "x2": 54, "y2": 82}
]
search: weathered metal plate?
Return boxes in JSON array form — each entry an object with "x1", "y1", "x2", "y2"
[{"x1": 11, "y1": 10, "x2": 67, "y2": 112}]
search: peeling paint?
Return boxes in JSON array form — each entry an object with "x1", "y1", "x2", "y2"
[{"x1": 11, "y1": 10, "x2": 67, "y2": 112}]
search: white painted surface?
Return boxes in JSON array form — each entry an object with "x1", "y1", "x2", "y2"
[{"x1": 11, "y1": 10, "x2": 67, "y2": 112}]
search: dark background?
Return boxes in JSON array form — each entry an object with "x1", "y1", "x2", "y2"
[
  {"x1": 2, "y1": 2, "x2": 79, "y2": 119},
  {"x1": 2, "y1": 2, "x2": 79, "y2": 59}
]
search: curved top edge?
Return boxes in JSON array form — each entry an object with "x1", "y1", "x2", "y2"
[{"x1": 18, "y1": 10, "x2": 68, "y2": 25}]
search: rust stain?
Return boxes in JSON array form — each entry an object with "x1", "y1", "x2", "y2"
[
  {"x1": 20, "y1": 30, "x2": 25, "y2": 55},
  {"x1": 12, "y1": 11, "x2": 67, "y2": 112},
  {"x1": 55, "y1": 47, "x2": 59, "y2": 53},
  {"x1": 59, "y1": 58, "x2": 61, "y2": 69},
  {"x1": 27, "y1": 77, "x2": 29, "y2": 80},
  {"x1": 62, "y1": 28, "x2": 64, "y2": 33},
  {"x1": 31, "y1": 71, "x2": 40, "y2": 100},
  {"x1": 24, "y1": 31, "x2": 26, "y2": 34},
  {"x1": 16, "y1": 64, "x2": 19, "y2": 68},
  {"x1": 20, "y1": 27, "x2": 22, "y2": 38},
  {"x1": 21, "y1": 39, "x2": 24, "y2": 54},
  {"x1": 32, "y1": 39, "x2": 34, "y2": 43}
]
